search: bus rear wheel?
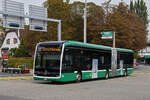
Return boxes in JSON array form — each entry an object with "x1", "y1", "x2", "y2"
[{"x1": 76, "y1": 72, "x2": 82, "y2": 82}]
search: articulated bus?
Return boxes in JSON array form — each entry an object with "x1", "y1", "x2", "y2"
[{"x1": 33, "y1": 41, "x2": 134, "y2": 82}]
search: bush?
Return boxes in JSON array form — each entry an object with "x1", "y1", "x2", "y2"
[
  {"x1": 9, "y1": 48, "x2": 17, "y2": 57},
  {"x1": 8, "y1": 57, "x2": 34, "y2": 69}
]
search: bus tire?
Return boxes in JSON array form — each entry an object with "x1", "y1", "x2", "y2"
[
  {"x1": 105, "y1": 71, "x2": 109, "y2": 79},
  {"x1": 76, "y1": 72, "x2": 82, "y2": 82}
]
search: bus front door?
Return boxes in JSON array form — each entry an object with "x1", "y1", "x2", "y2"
[{"x1": 92, "y1": 59, "x2": 98, "y2": 79}]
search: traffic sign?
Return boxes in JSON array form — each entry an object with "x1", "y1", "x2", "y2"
[
  {"x1": 0, "y1": 0, "x2": 62, "y2": 41},
  {"x1": 101, "y1": 31, "x2": 113, "y2": 39},
  {"x1": 2, "y1": 0, "x2": 25, "y2": 29},
  {"x1": 29, "y1": 5, "x2": 47, "y2": 32}
]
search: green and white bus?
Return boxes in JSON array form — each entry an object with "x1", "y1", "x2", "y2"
[{"x1": 33, "y1": 41, "x2": 134, "y2": 82}]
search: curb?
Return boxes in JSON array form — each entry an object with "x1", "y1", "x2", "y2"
[{"x1": 0, "y1": 76, "x2": 33, "y2": 80}]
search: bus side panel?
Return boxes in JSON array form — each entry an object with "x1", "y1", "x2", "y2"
[
  {"x1": 59, "y1": 73, "x2": 77, "y2": 82},
  {"x1": 127, "y1": 68, "x2": 134, "y2": 75},
  {"x1": 108, "y1": 68, "x2": 134, "y2": 77},
  {"x1": 108, "y1": 69, "x2": 121, "y2": 77},
  {"x1": 116, "y1": 69, "x2": 125, "y2": 76},
  {"x1": 34, "y1": 77, "x2": 44, "y2": 81},
  {"x1": 116, "y1": 69, "x2": 121, "y2": 76},
  {"x1": 81, "y1": 70, "x2": 107, "y2": 80},
  {"x1": 82, "y1": 72, "x2": 92, "y2": 80},
  {"x1": 123, "y1": 69, "x2": 126, "y2": 75},
  {"x1": 108, "y1": 70, "x2": 112, "y2": 77},
  {"x1": 97, "y1": 70, "x2": 106, "y2": 78},
  {"x1": 33, "y1": 73, "x2": 77, "y2": 82}
]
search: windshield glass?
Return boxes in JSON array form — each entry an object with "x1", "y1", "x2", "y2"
[
  {"x1": 36, "y1": 52, "x2": 60, "y2": 69},
  {"x1": 34, "y1": 44, "x2": 62, "y2": 77}
]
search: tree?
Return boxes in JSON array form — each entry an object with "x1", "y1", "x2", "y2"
[
  {"x1": 130, "y1": 0, "x2": 134, "y2": 12},
  {"x1": 44, "y1": 0, "x2": 104, "y2": 42},
  {"x1": 102, "y1": 0, "x2": 112, "y2": 15},
  {"x1": 0, "y1": 18, "x2": 3, "y2": 30},
  {"x1": 65, "y1": 0, "x2": 70, "y2": 4},
  {"x1": 91, "y1": 2, "x2": 147, "y2": 51},
  {"x1": 68, "y1": 1, "x2": 105, "y2": 42},
  {"x1": 23, "y1": 26, "x2": 45, "y2": 56},
  {"x1": 0, "y1": 18, "x2": 6, "y2": 47},
  {"x1": 44, "y1": 0, "x2": 72, "y2": 41},
  {"x1": 23, "y1": 0, "x2": 147, "y2": 55},
  {"x1": 130, "y1": 0, "x2": 149, "y2": 27}
]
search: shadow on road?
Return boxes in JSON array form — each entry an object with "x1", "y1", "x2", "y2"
[{"x1": 32, "y1": 75, "x2": 131, "y2": 85}]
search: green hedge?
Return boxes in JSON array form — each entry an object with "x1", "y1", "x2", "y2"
[{"x1": 8, "y1": 57, "x2": 34, "y2": 69}]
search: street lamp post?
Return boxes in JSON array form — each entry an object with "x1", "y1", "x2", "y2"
[
  {"x1": 84, "y1": 0, "x2": 87, "y2": 43},
  {"x1": 113, "y1": 32, "x2": 115, "y2": 48},
  {"x1": 111, "y1": 31, "x2": 117, "y2": 77}
]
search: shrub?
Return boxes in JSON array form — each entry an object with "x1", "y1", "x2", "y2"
[{"x1": 8, "y1": 57, "x2": 34, "y2": 69}]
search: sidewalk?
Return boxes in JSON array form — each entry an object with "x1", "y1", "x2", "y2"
[
  {"x1": 0, "y1": 72, "x2": 32, "y2": 77},
  {"x1": 0, "y1": 70, "x2": 33, "y2": 80}
]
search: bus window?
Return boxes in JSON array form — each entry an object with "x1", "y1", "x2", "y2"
[
  {"x1": 98, "y1": 56, "x2": 106, "y2": 70},
  {"x1": 120, "y1": 52, "x2": 134, "y2": 68},
  {"x1": 35, "y1": 53, "x2": 42, "y2": 68},
  {"x1": 62, "y1": 54, "x2": 73, "y2": 72},
  {"x1": 100, "y1": 56, "x2": 105, "y2": 65},
  {"x1": 85, "y1": 56, "x2": 92, "y2": 70}
]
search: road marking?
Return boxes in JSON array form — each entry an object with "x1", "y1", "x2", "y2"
[
  {"x1": 133, "y1": 72, "x2": 150, "y2": 75},
  {"x1": 0, "y1": 76, "x2": 33, "y2": 80}
]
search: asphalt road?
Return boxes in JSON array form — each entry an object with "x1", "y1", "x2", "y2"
[{"x1": 0, "y1": 64, "x2": 150, "y2": 100}]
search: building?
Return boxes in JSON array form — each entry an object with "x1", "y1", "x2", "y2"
[
  {"x1": 0, "y1": 32, "x2": 20, "y2": 59},
  {"x1": 138, "y1": 46, "x2": 150, "y2": 64}
]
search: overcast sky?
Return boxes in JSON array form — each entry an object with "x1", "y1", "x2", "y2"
[
  {"x1": 0, "y1": 0, "x2": 150, "y2": 39},
  {"x1": 0, "y1": 0, "x2": 149, "y2": 15}
]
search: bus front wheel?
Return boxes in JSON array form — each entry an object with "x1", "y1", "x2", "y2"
[{"x1": 76, "y1": 72, "x2": 82, "y2": 82}]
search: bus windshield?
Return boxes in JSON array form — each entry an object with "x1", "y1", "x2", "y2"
[{"x1": 34, "y1": 44, "x2": 62, "y2": 77}]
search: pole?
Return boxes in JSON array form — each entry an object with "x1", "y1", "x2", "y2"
[
  {"x1": 113, "y1": 32, "x2": 115, "y2": 48},
  {"x1": 84, "y1": 0, "x2": 87, "y2": 43},
  {"x1": 111, "y1": 31, "x2": 116, "y2": 77},
  {"x1": 18, "y1": 29, "x2": 20, "y2": 38},
  {"x1": 58, "y1": 20, "x2": 61, "y2": 41}
]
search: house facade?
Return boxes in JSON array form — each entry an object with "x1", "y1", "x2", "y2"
[{"x1": 0, "y1": 32, "x2": 20, "y2": 59}]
